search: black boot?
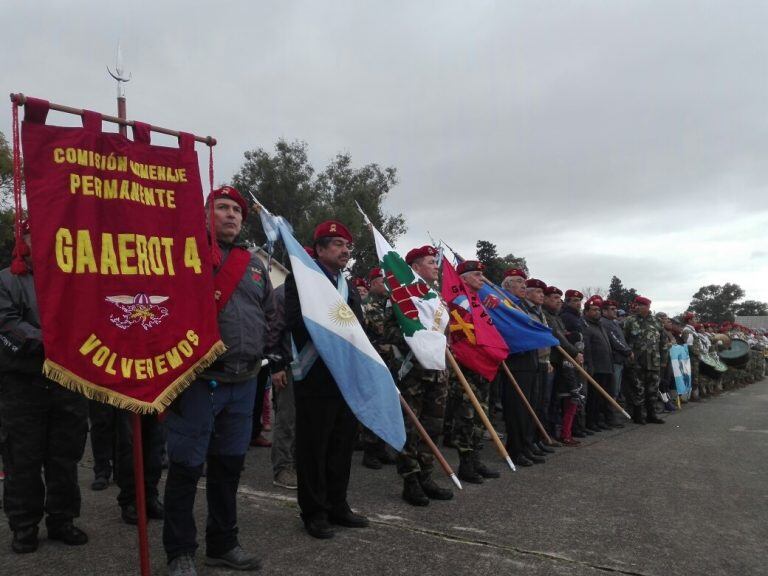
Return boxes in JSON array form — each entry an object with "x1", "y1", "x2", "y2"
[
  {"x1": 457, "y1": 452, "x2": 483, "y2": 484},
  {"x1": 645, "y1": 401, "x2": 665, "y2": 424},
  {"x1": 402, "y1": 475, "x2": 430, "y2": 506},
  {"x1": 418, "y1": 472, "x2": 453, "y2": 500},
  {"x1": 632, "y1": 405, "x2": 646, "y2": 425},
  {"x1": 362, "y1": 450, "x2": 383, "y2": 470},
  {"x1": 12, "y1": 526, "x2": 38, "y2": 554},
  {"x1": 472, "y1": 452, "x2": 500, "y2": 478}
]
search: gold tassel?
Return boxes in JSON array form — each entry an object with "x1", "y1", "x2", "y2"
[{"x1": 42, "y1": 340, "x2": 226, "y2": 415}]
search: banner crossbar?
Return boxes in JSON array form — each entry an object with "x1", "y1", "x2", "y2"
[{"x1": 10, "y1": 92, "x2": 216, "y2": 146}]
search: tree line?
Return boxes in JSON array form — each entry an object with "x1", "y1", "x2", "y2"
[{"x1": 1, "y1": 130, "x2": 765, "y2": 323}]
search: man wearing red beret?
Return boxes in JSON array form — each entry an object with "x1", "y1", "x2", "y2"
[
  {"x1": 448, "y1": 261, "x2": 501, "y2": 483},
  {"x1": 385, "y1": 246, "x2": 454, "y2": 505},
  {"x1": 521, "y1": 279, "x2": 556, "y2": 456},
  {"x1": 498, "y1": 268, "x2": 542, "y2": 465},
  {"x1": 581, "y1": 296, "x2": 621, "y2": 431},
  {"x1": 359, "y1": 268, "x2": 396, "y2": 470},
  {"x1": 352, "y1": 277, "x2": 369, "y2": 300},
  {"x1": 285, "y1": 219, "x2": 370, "y2": 539},
  {"x1": 542, "y1": 286, "x2": 583, "y2": 446},
  {"x1": 559, "y1": 289, "x2": 590, "y2": 439},
  {"x1": 622, "y1": 296, "x2": 665, "y2": 425},
  {"x1": 164, "y1": 185, "x2": 280, "y2": 574},
  {"x1": 599, "y1": 299, "x2": 632, "y2": 403},
  {"x1": 681, "y1": 312, "x2": 705, "y2": 401}
]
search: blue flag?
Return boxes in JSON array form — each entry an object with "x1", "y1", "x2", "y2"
[
  {"x1": 266, "y1": 211, "x2": 405, "y2": 451},
  {"x1": 477, "y1": 284, "x2": 559, "y2": 354},
  {"x1": 669, "y1": 345, "x2": 692, "y2": 397}
]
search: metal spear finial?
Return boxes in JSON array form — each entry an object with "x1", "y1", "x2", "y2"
[{"x1": 107, "y1": 40, "x2": 131, "y2": 98}]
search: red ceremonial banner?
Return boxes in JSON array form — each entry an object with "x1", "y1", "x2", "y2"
[
  {"x1": 441, "y1": 260, "x2": 509, "y2": 381},
  {"x1": 20, "y1": 99, "x2": 224, "y2": 413}
]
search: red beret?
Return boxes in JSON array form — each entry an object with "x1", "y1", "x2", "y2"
[
  {"x1": 601, "y1": 299, "x2": 618, "y2": 309},
  {"x1": 313, "y1": 220, "x2": 353, "y2": 243},
  {"x1": 303, "y1": 246, "x2": 316, "y2": 258},
  {"x1": 525, "y1": 278, "x2": 547, "y2": 290},
  {"x1": 405, "y1": 245, "x2": 437, "y2": 265},
  {"x1": 683, "y1": 311, "x2": 696, "y2": 321},
  {"x1": 206, "y1": 186, "x2": 248, "y2": 220},
  {"x1": 585, "y1": 295, "x2": 604, "y2": 309},
  {"x1": 564, "y1": 289, "x2": 584, "y2": 299},
  {"x1": 368, "y1": 267, "x2": 383, "y2": 280},
  {"x1": 456, "y1": 260, "x2": 485, "y2": 275},
  {"x1": 544, "y1": 286, "x2": 563, "y2": 296},
  {"x1": 634, "y1": 296, "x2": 652, "y2": 306},
  {"x1": 504, "y1": 268, "x2": 527, "y2": 280},
  {"x1": 353, "y1": 277, "x2": 367, "y2": 288}
]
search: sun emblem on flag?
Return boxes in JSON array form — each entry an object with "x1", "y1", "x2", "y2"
[{"x1": 329, "y1": 301, "x2": 357, "y2": 327}]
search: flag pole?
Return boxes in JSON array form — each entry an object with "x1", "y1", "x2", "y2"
[
  {"x1": 446, "y1": 349, "x2": 515, "y2": 471},
  {"x1": 557, "y1": 346, "x2": 632, "y2": 420},
  {"x1": 109, "y1": 43, "x2": 152, "y2": 576},
  {"x1": 500, "y1": 362, "x2": 553, "y2": 445},
  {"x1": 479, "y1": 278, "x2": 631, "y2": 422},
  {"x1": 399, "y1": 395, "x2": 462, "y2": 489}
]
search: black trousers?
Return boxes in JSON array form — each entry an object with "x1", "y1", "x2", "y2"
[
  {"x1": 294, "y1": 392, "x2": 357, "y2": 521},
  {"x1": 501, "y1": 370, "x2": 535, "y2": 458},
  {"x1": 116, "y1": 411, "x2": 164, "y2": 507},
  {"x1": 250, "y1": 368, "x2": 269, "y2": 441},
  {"x1": 0, "y1": 373, "x2": 88, "y2": 531},
  {"x1": 88, "y1": 400, "x2": 117, "y2": 479},
  {"x1": 586, "y1": 372, "x2": 613, "y2": 427}
]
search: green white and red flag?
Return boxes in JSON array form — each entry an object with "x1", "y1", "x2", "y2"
[{"x1": 366, "y1": 222, "x2": 448, "y2": 370}]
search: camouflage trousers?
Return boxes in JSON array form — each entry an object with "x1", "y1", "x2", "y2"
[
  {"x1": 396, "y1": 366, "x2": 448, "y2": 478},
  {"x1": 690, "y1": 356, "x2": 701, "y2": 393},
  {"x1": 447, "y1": 368, "x2": 490, "y2": 455},
  {"x1": 622, "y1": 366, "x2": 660, "y2": 406}
]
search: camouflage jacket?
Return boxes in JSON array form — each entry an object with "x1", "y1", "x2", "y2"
[
  {"x1": 681, "y1": 324, "x2": 706, "y2": 357},
  {"x1": 623, "y1": 313, "x2": 665, "y2": 371},
  {"x1": 363, "y1": 294, "x2": 394, "y2": 365}
]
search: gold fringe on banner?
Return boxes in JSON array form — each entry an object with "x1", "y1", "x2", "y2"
[{"x1": 42, "y1": 340, "x2": 227, "y2": 415}]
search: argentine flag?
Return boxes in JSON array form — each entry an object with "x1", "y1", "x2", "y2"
[{"x1": 274, "y1": 217, "x2": 406, "y2": 451}]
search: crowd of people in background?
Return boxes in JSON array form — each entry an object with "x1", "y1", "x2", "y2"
[{"x1": 1, "y1": 185, "x2": 766, "y2": 576}]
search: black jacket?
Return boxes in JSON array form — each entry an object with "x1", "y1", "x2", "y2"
[
  {"x1": 600, "y1": 316, "x2": 632, "y2": 364},
  {"x1": 582, "y1": 316, "x2": 613, "y2": 375},
  {"x1": 0, "y1": 268, "x2": 44, "y2": 374},
  {"x1": 285, "y1": 264, "x2": 365, "y2": 397}
]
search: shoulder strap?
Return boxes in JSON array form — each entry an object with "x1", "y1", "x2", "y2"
[{"x1": 214, "y1": 247, "x2": 252, "y2": 314}]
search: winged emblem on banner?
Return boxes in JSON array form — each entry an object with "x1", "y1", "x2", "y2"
[{"x1": 106, "y1": 293, "x2": 170, "y2": 331}]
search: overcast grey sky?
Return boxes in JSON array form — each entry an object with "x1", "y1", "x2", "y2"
[{"x1": 2, "y1": 1, "x2": 766, "y2": 313}]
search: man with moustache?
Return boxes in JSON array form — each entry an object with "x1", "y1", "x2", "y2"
[
  {"x1": 385, "y1": 246, "x2": 454, "y2": 505},
  {"x1": 285, "y1": 220, "x2": 370, "y2": 539}
]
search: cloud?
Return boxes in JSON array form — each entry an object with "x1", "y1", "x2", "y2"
[{"x1": 2, "y1": 1, "x2": 766, "y2": 313}]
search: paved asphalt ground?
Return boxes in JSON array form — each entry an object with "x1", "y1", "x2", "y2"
[{"x1": 1, "y1": 378, "x2": 767, "y2": 576}]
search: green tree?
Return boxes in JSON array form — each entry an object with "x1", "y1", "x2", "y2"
[
  {"x1": 475, "y1": 240, "x2": 503, "y2": 283},
  {"x1": 687, "y1": 283, "x2": 746, "y2": 322},
  {"x1": 733, "y1": 300, "x2": 768, "y2": 317},
  {"x1": 498, "y1": 253, "x2": 528, "y2": 277},
  {"x1": 473, "y1": 241, "x2": 528, "y2": 284},
  {"x1": 231, "y1": 140, "x2": 406, "y2": 276},
  {"x1": 0, "y1": 131, "x2": 15, "y2": 268},
  {"x1": 607, "y1": 275, "x2": 639, "y2": 311}
]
